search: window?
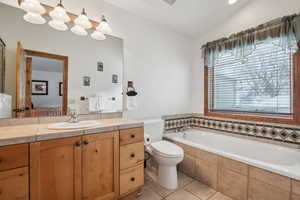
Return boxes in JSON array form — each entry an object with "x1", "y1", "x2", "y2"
[{"x1": 205, "y1": 37, "x2": 300, "y2": 123}]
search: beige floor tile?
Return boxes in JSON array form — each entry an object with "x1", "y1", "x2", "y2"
[
  {"x1": 147, "y1": 181, "x2": 176, "y2": 198},
  {"x1": 165, "y1": 189, "x2": 200, "y2": 200},
  {"x1": 178, "y1": 171, "x2": 195, "y2": 188},
  {"x1": 184, "y1": 181, "x2": 216, "y2": 200},
  {"x1": 137, "y1": 187, "x2": 162, "y2": 200},
  {"x1": 209, "y1": 192, "x2": 233, "y2": 200},
  {"x1": 144, "y1": 169, "x2": 193, "y2": 198}
]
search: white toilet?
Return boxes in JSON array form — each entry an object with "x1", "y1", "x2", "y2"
[{"x1": 144, "y1": 119, "x2": 184, "y2": 190}]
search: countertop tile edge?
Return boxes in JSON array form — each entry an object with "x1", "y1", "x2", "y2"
[{"x1": 0, "y1": 135, "x2": 36, "y2": 147}]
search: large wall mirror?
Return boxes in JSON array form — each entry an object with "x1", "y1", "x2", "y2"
[{"x1": 0, "y1": 2, "x2": 124, "y2": 119}]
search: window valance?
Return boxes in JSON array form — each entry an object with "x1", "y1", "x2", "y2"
[{"x1": 202, "y1": 13, "x2": 300, "y2": 67}]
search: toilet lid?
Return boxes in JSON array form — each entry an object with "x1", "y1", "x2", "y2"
[{"x1": 151, "y1": 141, "x2": 183, "y2": 158}]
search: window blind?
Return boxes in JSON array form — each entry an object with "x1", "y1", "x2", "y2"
[{"x1": 208, "y1": 37, "x2": 298, "y2": 115}]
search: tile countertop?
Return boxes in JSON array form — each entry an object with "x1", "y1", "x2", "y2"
[{"x1": 0, "y1": 118, "x2": 144, "y2": 147}]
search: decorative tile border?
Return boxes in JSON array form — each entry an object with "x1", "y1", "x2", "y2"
[{"x1": 163, "y1": 114, "x2": 300, "y2": 145}]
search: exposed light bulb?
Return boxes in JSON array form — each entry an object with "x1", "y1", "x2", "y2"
[
  {"x1": 228, "y1": 0, "x2": 238, "y2": 5},
  {"x1": 91, "y1": 30, "x2": 106, "y2": 40},
  {"x1": 49, "y1": 1, "x2": 70, "y2": 31},
  {"x1": 96, "y1": 15, "x2": 112, "y2": 35}
]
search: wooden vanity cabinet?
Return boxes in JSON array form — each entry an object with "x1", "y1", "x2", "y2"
[
  {"x1": 0, "y1": 144, "x2": 29, "y2": 200},
  {"x1": 119, "y1": 127, "x2": 144, "y2": 198},
  {"x1": 1, "y1": 127, "x2": 144, "y2": 200},
  {"x1": 30, "y1": 136, "x2": 82, "y2": 200},
  {"x1": 30, "y1": 131, "x2": 120, "y2": 200},
  {"x1": 82, "y1": 131, "x2": 119, "y2": 200}
]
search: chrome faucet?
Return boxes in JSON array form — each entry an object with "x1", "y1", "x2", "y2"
[
  {"x1": 68, "y1": 109, "x2": 79, "y2": 123},
  {"x1": 177, "y1": 125, "x2": 190, "y2": 138}
]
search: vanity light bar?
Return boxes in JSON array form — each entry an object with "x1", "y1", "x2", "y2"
[{"x1": 18, "y1": 0, "x2": 112, "y2": 40}]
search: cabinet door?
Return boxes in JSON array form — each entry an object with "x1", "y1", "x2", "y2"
[
  {"x1": 0, "y1": 167, "x2": 29, "y2": 200},
  {"x1": 30, "y1": 136, "x2": 82, "y2": 200},
  {"x1": 82, "y1": 131, "x2": 119, "y2": 200}
]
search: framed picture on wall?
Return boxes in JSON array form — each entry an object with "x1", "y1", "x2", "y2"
[
  {"x1": 32, "y1": 80, "x2": 48, "y2": 95},
  {"x1": 59, "y1": 82, "x2": 63, "y2": 96}
]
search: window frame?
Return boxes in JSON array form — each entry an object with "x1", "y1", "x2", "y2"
[{"x1": 204, "y1": 42, "x2": 300, "y2": 125}]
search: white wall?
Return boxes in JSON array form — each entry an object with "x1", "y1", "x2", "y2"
[
  {"x1": 32, "y1": 70, "x2": 62, "y2": 108},
  {"x1": 0, "y1": 0, "x2": 194, "y2": 120},
  {"x1": 192, "y1": 0, "x2": 300, "y2": 114}
]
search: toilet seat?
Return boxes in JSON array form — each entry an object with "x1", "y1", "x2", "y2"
[{"x1": 150, "y1": 141, "x2": 183, "y2": 158}]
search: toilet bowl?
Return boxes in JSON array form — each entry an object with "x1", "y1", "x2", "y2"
[{"x1": 146, "y1": 140, "x2": 184, "y2": 190}]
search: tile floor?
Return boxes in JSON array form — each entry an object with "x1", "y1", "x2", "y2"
[{"x1": 137, "y1": 169, "x2": 233, "y2": 200}]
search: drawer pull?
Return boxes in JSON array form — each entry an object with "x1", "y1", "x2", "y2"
[
  {"x1": 83, "y1": 140, "x2": 89, "y2": 145},
  {"x1": 131, "y1": 134, "x2": 135, "y2": 138},
  {"x1": 130, "y1": 153, "x2": 135, "y2": 158},
  {"x1": 75, "y1": 141, "x2": 81, "y2": 147},
  {"x1": 131, "y1": 177, "x2": 135, "y2": 182}
]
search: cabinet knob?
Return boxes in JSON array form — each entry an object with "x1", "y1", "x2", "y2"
[
  {"x1": 131, "y1": 177, "x2": 135, "y2": 182},
  {"x1": 75, "y1": 141, "x2": 81, "y2": 147},
  {"x1": 83, "y1": 140, "x2": 89, "y2": 145},
  {"x1": 130, "y1": 153, "x2": 135, "y2": 158},
  {"x1": 131, "y1": 134, "x2": 135, "y2": 138}
]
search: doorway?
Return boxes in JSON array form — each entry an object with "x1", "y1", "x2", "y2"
[{"x1": 16, "y1": 42, "x2": 68, "y2": 117}]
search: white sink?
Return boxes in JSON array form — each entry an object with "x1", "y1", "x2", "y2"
[{"x1": 48, "y1": 120, "x2": 102, "y2": 130}]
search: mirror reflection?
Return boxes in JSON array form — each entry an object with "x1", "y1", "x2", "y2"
[{"x1": 0, "y1": 2, "x2": 124, "y2": 119}]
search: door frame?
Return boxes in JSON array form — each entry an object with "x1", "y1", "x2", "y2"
[
  {"x1": 25, "y1": 57, "x2": 32, "y2": 117},
  {"x1": 24, "y1": 50, "x2": 68, "y2": 115},
  {"x1": 15, "y1": 41, "x2": 25, "y2": 117}
]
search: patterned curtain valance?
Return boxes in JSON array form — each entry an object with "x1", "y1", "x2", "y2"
[{"x1": 202, "y1": 12, "x2": 300, "y2": 67}]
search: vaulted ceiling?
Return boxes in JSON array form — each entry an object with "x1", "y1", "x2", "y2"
[{"x1": 103, "y1": 0, "x2": 251, "y2": 37}]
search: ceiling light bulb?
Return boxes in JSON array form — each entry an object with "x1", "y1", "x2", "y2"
[
  {"x1": 74, "y1": 8, "x2": 92, "y2": 29},
  {"x1": 91, "y1": 30, "x2": 106, "y2": 40},
  {"x1": 228, "y1": 0, "x2": 238, "y2": 5},
  {"x1": 71, "y1": 25, "x2": 88, "y2": 36},
  {"x1": 20, "y1": 0, "x2": 45, "y2": 14},
  {"x1": 23, "y1": 12, "x2": 46, "y2": 24},
  {"x1": 96, "y1": 15, "x2": 112, "y2": 35}
]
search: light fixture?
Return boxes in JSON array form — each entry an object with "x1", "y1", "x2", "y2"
[
  {"x1": 228, "y1": 0, "x2": 238, "y2": 5},
  {"x1": 48, "y1": 0, "x2": 70, "y2": 31},
  {"x1": 71, "y1": 8, "x2": 92, "y2": 36},
  {"x1": 91, "y1": 30, "x2": 106, "y2": 40},
  {"x1": 20, "y1": 0, "x2": 46, "y2": 24},
  {"x1": 96, "y1": 15, "x2": 112, "y2": 35}
]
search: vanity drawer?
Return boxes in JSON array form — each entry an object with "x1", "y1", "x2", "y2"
[
  {"x1": 120, "y1": 128, "x2": 144, "y2": 146},
  {"x1": 120, "y1": 142, "x2": 144, "y2": 170},
  {"x1": 0, "y1": 144, "x2": 29, "y2": 171},
  {"x1": 120, "y1": 164, "x2": 144, "y2": 195}
]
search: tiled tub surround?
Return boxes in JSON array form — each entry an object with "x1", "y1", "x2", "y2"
[
  {"x1": 164, "y1": 130, "x2": 300, "y2": 200},
  {"x1": 163, "y1": 114, "x2": 300, "y2": 145}
]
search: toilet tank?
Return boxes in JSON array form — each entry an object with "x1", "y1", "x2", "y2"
[{"x1": 143, "y1": 119, "x2": 164, "y2": 142}]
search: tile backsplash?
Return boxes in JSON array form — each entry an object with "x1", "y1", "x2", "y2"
[{"x1": 163, "y1": 114, "x2": 300, "y2": 145}]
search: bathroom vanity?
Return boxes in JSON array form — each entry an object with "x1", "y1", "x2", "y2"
[{"x1": 0, "y1": 118, "x2": 144, "y2": 200}]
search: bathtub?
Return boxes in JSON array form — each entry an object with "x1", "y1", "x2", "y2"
[{"x1": 164, "y1": 130, "x2": 300, "y2": 181}]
